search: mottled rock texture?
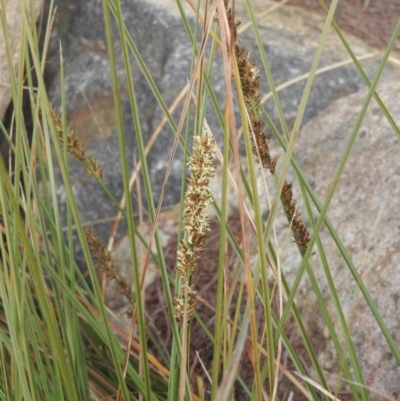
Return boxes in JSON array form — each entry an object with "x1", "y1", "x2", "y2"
[
  {"x1": 43, "y1": 0, "x2": 398, "y2": 258},
  {"x1": 292, "y1": 79, "x2": 400, "y2": 399}
]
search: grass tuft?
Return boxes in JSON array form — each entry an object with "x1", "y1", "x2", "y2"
[{"x1": 0, "y1": 0, "x2": 398, "y2": 400}]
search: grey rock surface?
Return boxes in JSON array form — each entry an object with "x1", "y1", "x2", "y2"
[
  {"x1": 46, "y1": 0, "x2": 184, "y2": 259},
  {"x1": 44, "y1": 0, "x2": 399, "y2": 254},
  {"x1": 290, "y1": 79, "x2": 400, "y2": 399},
  {"x1": 0, "y1": 0, "x2": 43, "y2": 120}
]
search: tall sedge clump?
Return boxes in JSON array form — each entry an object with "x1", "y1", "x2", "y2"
[
  {"x1": 173, "y1": 129, "x2": 217, "y2": 324},
  {"x1": 224, "y1": 2, "x2": 311, "y2": 254}
]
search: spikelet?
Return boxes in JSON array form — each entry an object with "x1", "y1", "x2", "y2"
[
  {"x1": 85, "y1": 228, "x2": 135, "y2": 308},
  {"x1": 50, "y1": 104, "x2": 103, "y2": 180},
  {"x1": 173, "y1": 129, "x2": 216, "y2": 325},
  {"x1": 223, "y1": 1, "x2": 311, "y2": 255}
]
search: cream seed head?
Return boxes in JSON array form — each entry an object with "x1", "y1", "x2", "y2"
[
  {"x1": 173, "y1": 284, "x2": 197, "y2": 325},
  {"x1": 182, "y1": 131, "x2": 216, "y2": 254},
  {"x1": 174, "y1": 129, "x2": 216, "y2": 324}
]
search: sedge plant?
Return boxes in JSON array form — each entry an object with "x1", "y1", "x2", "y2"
[{"x1": 0, "y1": 0, "x2": 399, "y2": 400}]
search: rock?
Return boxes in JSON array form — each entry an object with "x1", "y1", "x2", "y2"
[
  {"x1": 44, "y1": 0, "x2": 399, "y2": 262},
  {"x1": 0, "y1": 0, "x2": 43, "y2": 120},
  {"x1": 234, "y1": 2, "x2": 399, "y2": 124},
  {"x1": 46, "y1": 0, "x2": 184, "y2": 258},
  {"x1": 282, "y1": 0, "x2": 400, "y2": 51},
  {"x1": 292, "y1": 78, "x2": 400, "y2": 399}
]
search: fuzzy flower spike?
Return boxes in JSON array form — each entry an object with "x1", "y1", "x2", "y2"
[{"x1": 173, "y1": 128, "x2": 217, "y2": 325}]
